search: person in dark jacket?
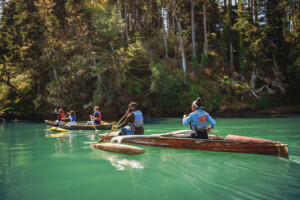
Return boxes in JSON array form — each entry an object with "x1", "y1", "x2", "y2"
[
  {"x1": 86, "y1": 106, "x2": 101, "y2": 125},
  {"x1": 114, "y1": 102, "x2": 144, "y2": 135}
]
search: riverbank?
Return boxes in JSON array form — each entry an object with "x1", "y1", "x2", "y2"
[
  {"x1": 1, "y1": 105, "x2": 300, "y2": 122},
  {"x1": 213, "y1": 105, "x2": 300, "y2": 118}
]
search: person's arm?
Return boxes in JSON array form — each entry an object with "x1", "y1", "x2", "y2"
[
  {"x1": 116, "y1": 114, "x2": 134, "y2": 129},
  {"x1": 61, "y1": 113, "x2": 69, "y2": 120},
  {"x1": 207, "y1": 115, "x2": 216, "y2": 129},
  {"x1": 183, "y1": 113, "x2": 195, "y2": 125}
]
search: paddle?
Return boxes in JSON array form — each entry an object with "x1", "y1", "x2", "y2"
[
  {"x1": 90, "y1": 115, "x2": 98, "y2": 132},
  {"x1": 98, "y1": 111, "x2": 129, "y2": 143},
  {"x1": 207, "y1": 128, "x2": 224, "y2": 140}
]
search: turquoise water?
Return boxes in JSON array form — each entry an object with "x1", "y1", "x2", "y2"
[{"x1": 0, "y1": 117, "x2": 300, "y2": 200}]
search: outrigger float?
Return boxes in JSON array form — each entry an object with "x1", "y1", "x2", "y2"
[
  {"x1": 94, "y1": 130, "x2": 289, "y2": 158},
  {"x1": 45, "y1": 120, "x2": 113, "y2": 130}
]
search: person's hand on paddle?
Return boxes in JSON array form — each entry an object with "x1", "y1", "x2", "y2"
[
  {"x1": 206, "y1": 127, "x2": 211, "y2": 132},
  {"x1": 113, "y1": 125, "x2": 119, "y2": 130}
]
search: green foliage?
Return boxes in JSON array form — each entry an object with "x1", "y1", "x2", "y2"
[
  {"x1": 254, "y1": 97, "x2": 275, "y2": 109},
  {"x1": 0, "y1": 0, "x2": 299, "y2": 119},
  {"x1": 150, "y1": 63, "x2": 189, "y2": 113}
]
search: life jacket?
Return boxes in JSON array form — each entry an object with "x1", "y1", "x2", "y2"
[
  {"x1": 94, "y1": 111, "x2": 101, "y2": 123},
  {"x1": 70, "y1": 115, "x2": 76, "y2": 122},
  {"x1": 58, "y1": 113, "x2": 65, "y2": 120},
  {"x1": 129, "y1": 110, "x2": 143, "y2": 131},
  {"x1": 190, "y1": 109, "x2": 208, "y2": 131}
]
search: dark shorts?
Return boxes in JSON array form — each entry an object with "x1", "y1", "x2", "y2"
[{"x1": 191, "y1": 131, "x2": 208, "y2": 139}]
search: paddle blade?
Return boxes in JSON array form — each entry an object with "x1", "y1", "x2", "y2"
[{"x1": 94, "y1": 143, "x2": 145, "y2": 155}]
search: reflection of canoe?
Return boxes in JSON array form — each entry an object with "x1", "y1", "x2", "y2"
[
  {"x1": 45, "y1": 132, "x2": 69, "y2": 138},
  {"x1": 50, "y1": 127, "x2": 68, "y2": 132},
  {"x1": 45, "y1": 120, "x2": 113, "y2": 130},
  {"x1": 98, "y1": 130, "x2": 289, "y2": 158}
]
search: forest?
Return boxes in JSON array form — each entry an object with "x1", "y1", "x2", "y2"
[{"x1": 0, "y1": 0, "x2": 299, "y2": 120}]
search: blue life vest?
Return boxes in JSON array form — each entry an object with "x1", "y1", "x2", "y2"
[
  {"x1": 131, "y1": 110, "x2": 143, "y2": 128},
  {"x1": 70, "y1": 115, "x2": 76, "y2": 122},
  {"x1": 191, "y1": 109, "x2": 208, "y2": 131}
]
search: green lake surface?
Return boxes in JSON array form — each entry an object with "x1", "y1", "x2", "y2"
[{"x1": 1, "y1": 117, "x2": 300, "y2": 200}]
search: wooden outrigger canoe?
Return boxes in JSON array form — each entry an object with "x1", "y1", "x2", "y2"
[
  {"x1": 45, "y1": 120, "x2": 113, "y2": 130},
  {"x1": 96, "y1": 130, "x2": 289, "y2": 158}
]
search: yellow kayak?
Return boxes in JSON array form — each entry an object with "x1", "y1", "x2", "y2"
[{"x1": 50, "y1": 127, "x2": 68, "y2": 132}]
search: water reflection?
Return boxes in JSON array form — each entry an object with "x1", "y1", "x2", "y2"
[
  {"x1": 103, "y1": 153, "x2": 144, "y2": 170},
  {"x1": 45, "y1": 132, "x2": 77, "y2": 152},
  {"x1": 92, "y1": 149, "x2": 144, "y2": 171}
]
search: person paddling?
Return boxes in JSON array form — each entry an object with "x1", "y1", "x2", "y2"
[
  {"x1": 183, "y1": 97, "x2": 216, "y2": 139},
  {"x1": 86, "y1": 106, "x2": 101, "y2": 125},
  {"x1": 56, "y1": 109, "x2": 66, "y2": 125},
  {"x1": 114, "y1": 102, "x2": 144, "y2": 135},
  {"x1": 50, "y1": 108, "x2": 59, "y2": 120},
  {"x1": 63, "y1": 111, "x2": 77, "y2": 126}
]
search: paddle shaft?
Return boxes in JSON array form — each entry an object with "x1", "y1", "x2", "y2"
[
  {"x1": 207, "y1": 129, "x2": 224, "y2": 140},
  {"x1": 98, "y1": 112, "x2": 128, "y2": 143},
  {"x1": 90, "y1": 115, "x2": 98, "y2": 131}
]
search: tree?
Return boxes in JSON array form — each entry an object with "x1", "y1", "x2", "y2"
[
  {"x1": 172, "y1": 0, "x2": 186, "y2": 76},
  {"x1": 191, "y1": 0, "x2": 197, "y2": 63}
]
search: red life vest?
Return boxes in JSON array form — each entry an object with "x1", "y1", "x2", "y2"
[
  {"x1": 94, "y1": 111, "x2": 101, "y2": 124},
  {"x1": 58, "y1": 113, "x2": 65, "y2": 120}
]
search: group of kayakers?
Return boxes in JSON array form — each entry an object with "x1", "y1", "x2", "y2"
[
  {"x1": 51, "y1": 107, "x2": 100, "y2": 127},
  {"x1": 52, "y1": 97, "x2": 216, "y2": 139},
  {"x1": 51, "y1": 109, "x2": 77, "y2": 126}
]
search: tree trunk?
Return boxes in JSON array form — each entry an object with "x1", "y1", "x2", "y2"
[
  {"x1": 45, "y1": 48, "x2": 58, "y2": 81},
  {"x1": 250, "y1": 69, "x2": 256, "y2": 89},
  {"x1": 161, "y1": 7, "x2": 169, "y2": 58},
  {"x1": 224, "y1": 0, "x2": 227, "y2": 11},
  {"x1": 173, "y1": 0, "x2": 186, "y2": 75},
  {"x1": 248, "y1": 0, "x2": 253, "y2": 24},
  {"x1": 52, "y1": 65, "x2": 58, "y2": 81},
  {"x1": 191, "y1": 0, "x2": 196, "y2": 59},
  {"x1": 89, "y1": 38, "x2": 102, "y2": 84},
  {"x1": 118, "y1": 0, "x2": 124, "y2": 41},
  {"x1": 229, "y1": 0, "x2": 233, "y2": 71},
  {"x1": 172, "y1": 10, "x2": 176, "y2": 58},
  {"x1": 254, "y1": 0, "x2": 258, "y2": 23},
  {"x1": 203, "y1": 0, "x2": 208, "y2": 57},
  {"x1": 135, "y1": 0, "x2": 138, "y2": 30},
  {"x1": 251, "y1": 0, "x2": 254, "y2": 23},
  {"x1": 124, "y1": 0, "x2": 129, "y2": 44},
  {"x1": 0, "y1": 63, "x2": 18, "y2": 92},
  {"x1": 109, "y1": 42, "x2": 121, "y2": 89}
]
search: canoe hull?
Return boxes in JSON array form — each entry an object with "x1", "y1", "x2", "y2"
[
  {"x1": 45, "y1": 120, "x2": 112, "y2": 130},
  {"x1": 99, "y1": 131, "x2": 288, "y2": 158}
]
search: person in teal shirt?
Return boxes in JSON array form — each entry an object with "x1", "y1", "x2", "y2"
[{"x1": 183, "y1": 97, "x2": 216, "y2": 139}]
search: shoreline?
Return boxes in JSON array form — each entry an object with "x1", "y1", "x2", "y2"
[{"x1": 1, "y1": 105, "x2": 300, "y2": 122}]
